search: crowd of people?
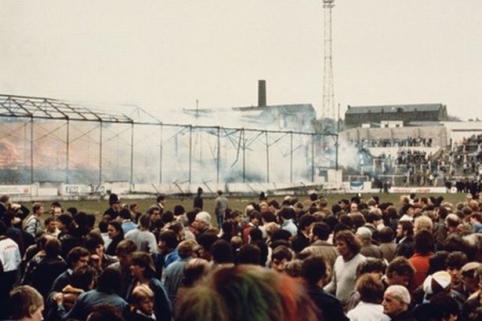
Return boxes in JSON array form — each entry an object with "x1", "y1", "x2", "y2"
[
  {"x1": 352, "y1": 137, "x2": 434, "y2": 149},
  {"x1": 350, "y1": 135, "x2": 482, "y2": 192},
  {"x1": 2, "y1": 190, "x2": 482, "y2": 320}
]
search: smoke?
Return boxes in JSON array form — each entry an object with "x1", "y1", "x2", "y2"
[{"x1": 0, "y1": 105, "x2": 355, "y2": 185}]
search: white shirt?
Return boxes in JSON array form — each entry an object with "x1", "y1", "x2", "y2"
[
  {"x1": 0, "y1": 237, "x2": 21, "y2": 272},
  {"x1": 347, "y1": 302, "x2": 390, "y2": 321}
]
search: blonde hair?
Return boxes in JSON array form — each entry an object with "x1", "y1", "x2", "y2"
[
  {"x1": 265, "y1": 222, "x2": 280, "y2": 237},
  {"x1": 131, "y1": 284, "x2": 154, "y2": 307},
  {"x1": 414, "y1": 215, "x2": 433, "y2": 232}
]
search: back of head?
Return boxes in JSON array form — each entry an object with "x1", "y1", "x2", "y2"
[
  {"x1": 44, "y1": 237, "x2": 62, "y2": 258},
  {"x1": 8, "y1": 285, "x2": 44, "y2": 320},
  {"x1": 138, "y1": 214, "x2": 151, "y2": 229},
  {"x1": 178, "y1": 239, "x2": 198, "y2": 258},
  {"x1": 311, "y1": 222, "x2": 331, "y2": 241},
  {"x1": 355, "y1": 226, "x2": 372, "y2": 241},
  {"x1": 174, "y1": 205, "x2": 185, "y2": 216},
  {"x1": 109, "y1": 193, "x2": 120, "y2": 206},
  {"x1": 379, "y1": 226, "x2": 394, "y2": 243},
  {"x1": 237, "y1": 244, "x2": 261, "y2": 265},
  {"x1": 119, "y1": 208, "x2": 131, "y2": 220},
  {"x1": 116, "y1": 238, "x2": 137, "y2": 256},
  {"x1": 356, "y1": 274, "x2": 384, "y2": 304},
  {"x1": 197, "y1": 232, "x2": 219, "y2": 252},
  {"x1": 211, "y1": 239, "x2": 234, "y2": 264},
  {"x1": 271, "y1": 229, "x2": 292, "y2": 243},
  {"x1": 182, "y1": 258, "x2": 210, "y2": 287},
  {"x1": 71, "y1": 265, "x2": 97, "y2": 291},
  {"x1": 298, "y1": 214, "x2": 316, "y2": 231},
  {"x1": 97, "y1": 266, "x2": 122, "y2": 294},
  {"x1": 271, "y1": 245, "x2": 293, "y2": 262},
  {"x1": 300, "y1": 255, "x2": 327, "y2": 285},
  {"x1": 429, "y1": 293, "x2": 459, "y2": 321},
  {"x1": 414, "y1": 229, "x2": 434, "y2": 255},
  {"x1": 356, "y1": 258, "x2": 387, "y2": 278},
  {"x1": 159, "y1": 229, "x2": 179, "y2": 249},
  {"x1": 387, "y1": 257, "x2": 415, "y2": 278},
  {"x1": 57, "y1": 213, "x2": 73, "y2": 229},
  {"x1": 428, "y1": 251, "x2": 450, "y2": 275},
  {"x1": 87, "y1": 303, "x2": 126, "y2": 321},
  {"x1": 175, "y1": 265, "x2": 319, "y2": 321},
  {"x1": 278, "y1": 207, "x2": 295, "y2": 221},
  {"x1": 85, "y1": 232, "x2": 104, "y2": 252}
]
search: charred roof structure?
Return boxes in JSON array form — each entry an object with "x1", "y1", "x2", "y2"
[{"x1": 0, "y1": 94, "x2": 329, "y2": 186}]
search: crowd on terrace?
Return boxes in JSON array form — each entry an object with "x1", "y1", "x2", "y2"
[{"x1": 350, "y1": 135, "x2": 482, "y2": 192}]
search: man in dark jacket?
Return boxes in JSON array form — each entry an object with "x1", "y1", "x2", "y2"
[{"x1": 300, "y1": 255, "x2": 348, "y2": 321}]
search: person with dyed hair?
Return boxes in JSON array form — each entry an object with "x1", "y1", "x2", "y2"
[{"x1": 175, "y1": 264, "x2": 320, "y2": 321}]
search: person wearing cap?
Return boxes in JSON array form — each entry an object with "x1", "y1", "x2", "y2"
[
  {"x1": 461, "y1": 265, "x2": 482, "y2": 320},
  {"x1": 412, "y1": 271, "x2": 453, "y2": 321},
  {"x1": 104, "y1": 193, "x2": 121, "y2": 220},
  {"x1": 382, "y1": 285, "x2": 415, "y2": 321},
  {"x1": 356, "y1": 226, "x2": 383, "y2": 259},
  {"x1": 458, "y1": 262, "x2": 481, "y2": 299}
]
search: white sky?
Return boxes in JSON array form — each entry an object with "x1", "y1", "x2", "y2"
[{"x1": 1, "y1": 0, "x2": 482, "y2": 122}]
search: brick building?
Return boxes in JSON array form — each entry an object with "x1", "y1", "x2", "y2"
[{"x1": 344, "y1": 104, "x2": 448, "y2": 129}]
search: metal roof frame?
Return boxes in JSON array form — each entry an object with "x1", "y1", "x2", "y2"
[{"x1": 0, "y1": 94, "x2": 142, "y2": 124}]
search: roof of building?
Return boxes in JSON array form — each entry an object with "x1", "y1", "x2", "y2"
[
  {"x1": 0, "y1": 94, "x2": 160, "y2": 124},
  {"x1": 345, "y1": 103, "x2": 445, "y2": 115}
]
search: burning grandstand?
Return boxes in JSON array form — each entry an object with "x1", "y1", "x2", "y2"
[{"x1": 0, "y1": 92, "x2": 337, "y2": 195}]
